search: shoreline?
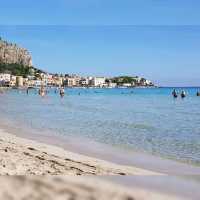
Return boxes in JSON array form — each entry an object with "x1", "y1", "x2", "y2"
[
  {"x1": 1, "y1": 117, "x2": 200, "y2": 176},
  {"x1": 1, "y1": 127, "x2": 200, "y2": 199},
  {"x1": 0, "y1": 128, "x2": 159, "y2": 176}
]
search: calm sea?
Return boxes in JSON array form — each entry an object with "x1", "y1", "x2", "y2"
[{"x1": 0, "y1": 87, "x2": 200, "y2": 166}]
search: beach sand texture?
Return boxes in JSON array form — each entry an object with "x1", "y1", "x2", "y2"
[
  {"x1": 0, "y1": 129, "x2": 159, "y2": 176},
  {"x1": 0, "y1": 129, "x2": 196, "y2": 200},
  {"x1": 0, "y1": 176, "x2": 186, "y2": 200}
]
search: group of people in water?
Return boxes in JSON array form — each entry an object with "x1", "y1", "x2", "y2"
[
  {"x1": 27, "y1": 87, "x2": 65, "y2": 98},
  {"x1": 16, "y1": 87, "x2": 200, "y2": 99},
  {"x1": 172, "y1": 89, "x2": 200, "y2": 98}
]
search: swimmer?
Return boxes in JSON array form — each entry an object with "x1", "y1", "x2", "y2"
[
  {"x1": 181, "y1": 90, "x2": 186, "y2": 98},
  {"x1": 172, "y1": 89, "x2": 178, "y2": 98},
  {"x1": 60, "y1": 87, "x2": 65, "y2": 98}
]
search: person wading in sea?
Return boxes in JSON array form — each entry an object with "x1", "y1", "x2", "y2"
[
  {"x1": 60, "y1": 87, "x2": 65, "y2": 98},
  {"x1": 181, "y1": 90, "x2": 186, "y2": 98},
  {"x1": 172, "y1": 89, "x2": 178, "y2": 98},
  {"x1": 39, "y1": 86, "x2": 46, "y2": 97}
]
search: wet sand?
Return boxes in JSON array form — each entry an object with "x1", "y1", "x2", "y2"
[{"x1": 1, "y1": 117, "x2": 200, "y2": 176}]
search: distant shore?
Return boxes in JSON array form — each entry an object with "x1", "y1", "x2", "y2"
[{"x1": 0, "y1": 85, "x2": 158, "y2": 89}]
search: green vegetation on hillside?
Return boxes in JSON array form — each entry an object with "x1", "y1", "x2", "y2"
[
  {"x1": 0, "y1": 63, "x2": 45, "y2": 78},
  {"x1": 112, "y1": 76, "x2": 139, "y2": 84}
]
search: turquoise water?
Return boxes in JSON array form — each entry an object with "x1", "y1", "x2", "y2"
[{"x1": 0, "y1": 87, "x2": 200, "y2": 165}]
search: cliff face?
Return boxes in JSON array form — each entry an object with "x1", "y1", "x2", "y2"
[{"x1": 0, "y1": 39, "x2": 32, "y2": 67}]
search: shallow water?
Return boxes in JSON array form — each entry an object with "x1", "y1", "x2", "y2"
[{"x1": 0, "y1": 87, "x2": 200, "y2": 166}]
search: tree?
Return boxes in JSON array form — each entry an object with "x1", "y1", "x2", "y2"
[{"x1": 0, "y1": 63, "x2": 35, "y2": 78}]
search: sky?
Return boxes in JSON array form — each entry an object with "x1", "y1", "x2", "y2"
[
  {"x1": 0, "y1": 0, "x2": 200, "y2": 86},
  {"x1": 1, "y1": 0, "x2": 200, "y2": 25}
]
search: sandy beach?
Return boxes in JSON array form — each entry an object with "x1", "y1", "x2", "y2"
[
  {"x1": 0, "y1": 176, "x2": 189, "y2": 200},
  {"x1": 1, "y1": 127, "x2": 200, "y2": 200},
  {"x1": 0, "y1": 128, "x2": 160, "y2": 176},
  {"x1": 0, "y1": 128, "x2": 200, "y2": 199},
  {"x1": 0, "y1": 130, "x2": 198, "y2": 200}
]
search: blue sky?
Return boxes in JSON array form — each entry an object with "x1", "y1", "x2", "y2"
[
  {"x1": 0, "y1": 1, "x2": 200, "y2": 86},
  {"x1": 1, "y1": 0, "x2": 200, "y2": 25}
]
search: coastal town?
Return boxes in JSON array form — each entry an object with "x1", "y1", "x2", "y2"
[
  {"x1": 0, "y1": 72, "x2": 154, "y2": 88},
  {"x1": 1, "y1": 1, "x2": 200, "y2": 199},
  {"x1": 0, "y1": 37, "x2": 154, "y2": 89}
]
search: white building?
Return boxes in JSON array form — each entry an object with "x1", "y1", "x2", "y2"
[
  {"x1": 64, "y1": 77, "x2": 76, "y2": 87},
  {"x1": 122, "y1": 83, "x2": 132, "y2": 87},
  {"x1": 9, "y1": 75, "x2": 17, "y2": 86},
  {"x1": 140, "y1": 78, "x2": 153, "y2": 86},
  {"x1": 108, "y1": 82, "x2": 117, "y2": 88},
  {"x1": 27, "y1": 75, "x2": 35, "y2": 80},
  {"x1": 0, "y1": 73, "x2": 11, "y2": 82},
  {"x1": 134, "y1": 77, "x2": 141, "y2": 84},
  {"x1": 131, "y1": 82, "x2": 135, "y2": 87},
  {"x1": 79, "y1": 78, "x2": 88, "y2": 86},
  {"x1": 145, "y1": 80, "x2": 153, "y2": 85},
  {"x1": 91, "y1": 77, "x2": 106, "y2": 87},
  {"x1": 34, "y1": 80, "x2": 43, "y2": 87}
]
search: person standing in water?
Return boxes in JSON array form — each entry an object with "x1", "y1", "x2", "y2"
[
  {"x1": 60, "y1": 87, "x2": 65, "y2": 98},
  {"x1": 197, "y1": 90, "x2": 200, "y2": 96},
  {"x1": 172, "y1": 89, "x2": 178, "y2": 98},
  {"x1": 55, "y1": 87, "x2": 58, "y2": 94},
  {"x1": 181, "y1": 90, "x2": 186, "y2": 98},
  {"x1": 39, "y1": 86, "x2": 46, "y2": 97}
]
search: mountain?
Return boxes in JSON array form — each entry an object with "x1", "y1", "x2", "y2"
[
  {"x1": 0, "y1": 37, "x2": 46, "y2": 77},
  {"x1": 0, "y1": 37, "x2": 32, "y2": 67}
]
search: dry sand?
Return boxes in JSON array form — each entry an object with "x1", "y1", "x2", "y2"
[
  {"x1": 0, "y1": 176, "x2": 187, "y2": 200},
  {"x1": 0, "y1": 129, "x2": 196, "y2": 200},
  {"x1": 0, "y1": 129, "x2": 159, "y2": 176}
]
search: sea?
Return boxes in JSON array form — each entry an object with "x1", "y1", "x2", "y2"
[{"x1": 0, "y1": 87, "x2": 200, "y2": 166}]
